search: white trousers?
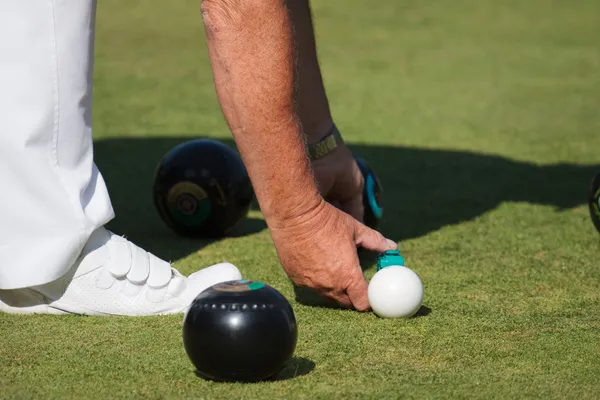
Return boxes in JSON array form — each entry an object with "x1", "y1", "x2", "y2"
[{"x1": 0, "y1": 0, "x2": 114, "y2": 289}]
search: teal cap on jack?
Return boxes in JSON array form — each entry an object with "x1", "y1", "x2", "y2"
[{"x1": 376, "y1": 249, "x2": 405, "y2": 271}]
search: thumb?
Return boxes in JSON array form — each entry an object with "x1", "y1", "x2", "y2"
[{"x1": 354, "y1": 222, "x2": 397, "y2": 253}]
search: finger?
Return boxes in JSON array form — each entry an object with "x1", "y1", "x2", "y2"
[
  {"x1": 322, "y1": 289, "x2": 353, "y2": 309},
  {"x1": 354, "y1": 222, "x2": 397, "y2": 252},
  {"x1": 346, "y1": 273, "x2": 371, "y2": 311}
]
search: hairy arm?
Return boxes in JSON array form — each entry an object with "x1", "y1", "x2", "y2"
[
  {"x1": 200, "y1": 0, "x2": 397, "y2": 310},
  {"x1": 200, "y1": 0, "x2": 322, "y2": 226}
]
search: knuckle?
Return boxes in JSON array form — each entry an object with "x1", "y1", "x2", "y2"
[{"x1": 201, "y1": 0, "x2": 242, "y2": 28}]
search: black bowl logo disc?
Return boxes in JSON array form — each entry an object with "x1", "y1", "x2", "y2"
[
  {"x1": 213, "y1": 280, "x2": 266, "y2": 292},
  {"x1": 167, "y1": 181, "x2": 211, "y2": 227}
]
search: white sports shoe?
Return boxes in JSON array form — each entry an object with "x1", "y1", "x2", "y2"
[{"x1": 0, "y1": 228, "x2": 242, "y2": 316}]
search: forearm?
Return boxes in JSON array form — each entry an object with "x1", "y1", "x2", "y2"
[
  {"x1": 286, "y1": 0, "x2": 333, "y2": 143},
  {"x1": 201, "y1": 0, "x2": 322, "y2": 224}
]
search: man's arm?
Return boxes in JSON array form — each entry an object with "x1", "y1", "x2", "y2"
[
  {"x1": 283, "y1": 0, "x2": 367, "y2": 222},
  {"x1": 201, "y1": 0, "x2": 320, "y2": 226},
  {"x1": 200, "y1": 0, "x2": 397, "y2": 310},
  {"x1": 284, "y1": 0, "x2": 333, "y2": 142}
]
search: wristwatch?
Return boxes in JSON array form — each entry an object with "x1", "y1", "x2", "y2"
[{"x1": 307, "y1": 124, "x2": 344, "y2": 160}]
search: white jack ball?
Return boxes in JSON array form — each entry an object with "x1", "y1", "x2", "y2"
[{"x1": 368, "y1": 266, "x2": 424, "y2": 318}]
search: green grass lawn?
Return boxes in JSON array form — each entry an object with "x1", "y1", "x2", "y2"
[{"x1": 2, "y1": 0, "x2": 600, "y2": 398}]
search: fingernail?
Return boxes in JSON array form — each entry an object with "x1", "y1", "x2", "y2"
[{"x1": 386, "y1": 239, "x2": 398, "y2": 249}]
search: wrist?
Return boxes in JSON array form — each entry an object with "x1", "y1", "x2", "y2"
[
  {"x1": 263, "y1": 192, "x2": 325, "y2": 230},
  {"x1": 304, "y1": 118, "x2": 336, "y2": 143},
  {"x1": 240, "y1": 121, "x2": 324, "y2": 228}
]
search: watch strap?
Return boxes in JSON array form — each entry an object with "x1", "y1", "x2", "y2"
[{"x1": 307, "y1": 124, "x2": 344, "y2": 160}]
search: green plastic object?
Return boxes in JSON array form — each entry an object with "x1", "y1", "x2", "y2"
[{"x1": 376, "y1": 250, "x2": 405, "y2": 271}]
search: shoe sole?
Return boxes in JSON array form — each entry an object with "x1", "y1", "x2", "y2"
[
  {"x1": 0, "y1": 303, "x2": 72, "y2": 315},
  {"x1": 0, "y1": 302, "x2": 189, "y2": 316}
]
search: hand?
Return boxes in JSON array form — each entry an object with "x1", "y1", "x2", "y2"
[
  {"x1": 311, "y1": 144, "x2": 366, "y2": 223},
  {"x1": 269, "y1": 199, "x2": 397, "y2": 310}
]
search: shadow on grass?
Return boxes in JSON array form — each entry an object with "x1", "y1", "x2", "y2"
[
  {"x1": 272, "y1": 357, "x2": 316, "y2": 381},
  {"x1": 292, "y1": 284, "x2": 433, "y2": 317},
  {"x1": 94, "y1": 135, "x2": 599, "y2": 265},
  {"x1": 193, "y1": 357, "x2": 315, "y2": 382},
  {"x1": 415, "y1": 305, "x2": 432, "y2": 317}
]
